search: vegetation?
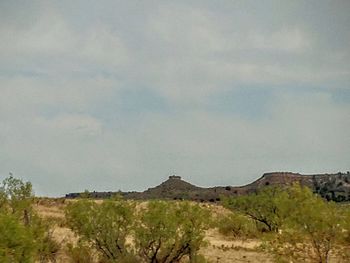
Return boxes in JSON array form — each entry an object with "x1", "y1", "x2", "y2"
[
  {"x1": 223, "y1": 186, "x2": 289, "y2": 232},
  {"x1": 65, "y1": 199, "x2": 211, "y2": 263},
  {"x1": 0, "y1": 176, "x2": 59, "y2": 263},
  {"x1": 1, "y1": 175, "x2": 349, "y2": 262},
  {"x1": 134, "y1": 201, "x2": 211, "y2": 263},
  {"x1": 65, "y1": 198, "x2": 137, "y2": 262},
  {"x1": 216, "y1": 212, "x2": 258, "y2": 240},
  {"x1": 224, "y1": 184, "x2": 350, "y2": 262},
  {"x1": 66, "y1": 241, "x2": 95, "y2": 263}
]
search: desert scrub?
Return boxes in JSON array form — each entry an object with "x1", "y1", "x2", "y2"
[
  {"x1": 0, "y1": 176, "x2": 60, "y2": 263},
  {"x1": 65, "y1": 198, "x2": 212, "y2": 263},
  {"x1": 223, "y1": 186, "x2": 289, "y2": 233},
  {"x1": 262, "y1": 184, "x2": 348, "y2": 263},
  {"x1": 66, "y1": 242, "x2": 95, "y2": 263},
  {"x1": 65, "y1": 198, "x2": 138, "y2": 262},
  {"x1": 216, "y1": 212, "x2": 258, "y2": 240},
  {"x1": 134, "y1": 200, "x2": 211, "y2": 263}
]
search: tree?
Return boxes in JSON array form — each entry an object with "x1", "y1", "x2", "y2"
[
  {"x1": 223, "y1": 187, "x2": 289, "y2": 232},
  {"x1": 267, "y1": 184, "x2": 345, "y2": 263},
  {"x1": 0, "y1": 213, "x2": 36, "y2": 263},
  {"x1": 216, "y1": 212, "x2": 258, "y2": 240},
  {"x1": 65, "y1": 198, "x2": 137, "y2": 262},
  {"x1": 0, "y1": 175, "x2": 33, "y2": 225},
  {"x1": 134, "y1": 201, "x2": 210, "y2": 263},
  {"x1": 0, "y1": 176, "x2": 59, "y2": 263},
  {"x1": 224, "y1": 184, "x2": 348, "y2": 262}
]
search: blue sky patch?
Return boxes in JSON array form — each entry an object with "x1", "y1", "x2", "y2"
[{"x1": 208, "y1": 87, "x2": 274, "y2": 120}]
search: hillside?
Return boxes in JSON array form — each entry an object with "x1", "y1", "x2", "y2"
[{"x1": 66, "y1": 172, "x2": 350, "y2": 202}]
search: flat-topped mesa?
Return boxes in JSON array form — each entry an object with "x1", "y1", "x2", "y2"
[
  {"x1": 169, "y1": 175, "x2": 181, "y2": 180},
  {"x1": 244, "y1": 172, "x2": 311, "y2": 190},
  {"x1": 262, "y1": 172, "x2": 303, "y2": 178},
  {"x1": 65, "y1": 171, "x2": 350, "y2": 202}
]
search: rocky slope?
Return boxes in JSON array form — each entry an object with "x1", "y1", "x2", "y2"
[{"x1": 66, "y1": 172, "x2": 350, "y2": 202}]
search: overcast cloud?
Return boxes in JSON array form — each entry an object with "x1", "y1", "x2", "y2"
[{"x1": 0, "y1": 0, "x2": 349, "y2": 196}]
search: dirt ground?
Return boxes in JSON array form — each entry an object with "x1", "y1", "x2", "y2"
[
  {"x1": 34, "y1": 199, "x2": 272, "y2": 263},
  {"x1": 202, "y1": 230, "x2": 272, "y2": 263}
]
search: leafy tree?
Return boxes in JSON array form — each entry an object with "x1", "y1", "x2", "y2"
[
  {"x1": 224, "y1": 184, "x2": 348, "y2": 262},
  {"x1": 0, "y1": 176, "x2": 59, "y2": 263},
  {"x1": 134, "y1": 201, "x2": 210, "y2": 263},
  {"x1": 65, "y1": 198, "x2": 137, "y2": 262},
  {"x1": 0, "y1": 176, "x2": 33, "y2": 224},
  {"x1": 223, "y1": 187, "x2": 289, "y2": 232},
  {"x1": 0, "y1": 213, "x2": 36, "y2": 263},
  {"x1": 66, "y1": 199, "x2": 211, "y2": 263},
  {"x1": 266, "y1": 184, "x2": 346, "y2": 263},
  {"x1": 216, "y1": 212, "x2": 258, "y2": 240}
]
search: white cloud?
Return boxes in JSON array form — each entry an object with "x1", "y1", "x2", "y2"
[
  {"x1": 0, "y1": 1, "x2": 349, "y2": 196},
  {"x1": 249, "y1": 28, "x2": 310, "y2": 52},
  {"x1": 37, "y1": 114, "x2": 103, "y2": 137},
  {"x1": 0, "y1": 75, "x2": 118, "y2": 120},
  {"x1": 1, "y1": 89, "x2": 349, "y2": 196}
]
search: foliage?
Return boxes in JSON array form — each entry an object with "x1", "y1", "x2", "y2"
[
  {"x1": 224, "y1": 184, "x2": 350, "y2": 262},
  {"x1": 265, "y1": 184, "x2": 346, "y2": 263},
  {"x1": 35, "y1": 220, "x2": 61, "y2": 263},
  {"x1": 0, "y1": 176, "x2": 59, "y2": 263},
  {"x1": 134, "y1": 201, "x2": 211, "y2": 263},
  {"x1": 223, "y1": 186, "x2": 289, "y2": 232},
  {"x1": 0, "y1": 213, "x2": 36, "y2": 263},
  {"x1": 216, "y1": 212, "x2": 258, "y2": 239},
  {"x1": 66, "y1": 199, "x2": 211, "y2": 263},
  {"x1": 66, "y1": 242, "x2": 95, "y2": 263},
  {"x1": 65, "y1": 198, "x2": 137, "y2": 262},
  {"x1": 0, "y1": 176, "x2": 33, "y2": 224}
]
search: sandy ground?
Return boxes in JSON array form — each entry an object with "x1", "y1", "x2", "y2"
[
  {"x1": 202, "y1": 229, "x2": 272, "y2": 263},
  {"x1": 34, "y1": 199, "x2": 272, "y2": 263}
]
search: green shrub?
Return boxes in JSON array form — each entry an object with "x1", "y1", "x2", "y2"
[
  {"x1": 66, "y1": 199, "x2": 211, "y2": 263},
  {"x1": 265, "y1": 184, "x2": 346, "y2": 263},
  {"x1": 0, "y1": 213, "x2": 36, "y2": 263},
  {"x1": 35, "y1": 223, "x2": 60, "y2": 263},
  {"x1": 223, "y1": 186, "x2": 289, "y2": 232},
  {"x1": 65, "y1": 198, "x2": 137, "y2": 262},
  {"x1": 134, "y1": 200, "x2": 211, "y2": 263},
  {"x1": 66, "y1": 242, "x2": 95, "y2": 263},
  {"x1": 217, "y1": 212, "x2": 258, "y2": 239},
  {"x1": 224, "y1": 184, "x2": 349, "y2": 262},
  {"x1": 0, "y1": 176, "x2": 59, "y2": 263}
]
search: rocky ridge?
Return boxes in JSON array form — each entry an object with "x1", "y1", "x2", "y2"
[{"x1": 66, "y1": 172, "x2": 350, "y2": 202}]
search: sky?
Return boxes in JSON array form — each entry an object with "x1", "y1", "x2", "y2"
[{"x1": 0, "y1": 0, "x2": 349, "y2": 197}]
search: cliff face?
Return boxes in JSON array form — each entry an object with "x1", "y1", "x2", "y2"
[
  {"x1": 66, "y1": 172, "x2": 350, "y2": 202},
  {"x1": 235, "y1": 172, "x2": 350, "y2": 202}
]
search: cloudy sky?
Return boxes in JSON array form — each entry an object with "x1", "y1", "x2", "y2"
[{"x1": 1, "y1": 1, "x2": 349, "y2": 196}]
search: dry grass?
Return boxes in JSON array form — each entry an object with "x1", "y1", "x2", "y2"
[{"x1": 203, "y1": 228, "x2": 272, "y2": 263}]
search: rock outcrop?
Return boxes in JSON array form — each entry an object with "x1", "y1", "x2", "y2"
[{"x1": 66, "y1": 171, "x2": 350, "y2": 202}]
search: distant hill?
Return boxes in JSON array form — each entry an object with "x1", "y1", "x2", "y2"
[{"x1": 66, "y1": 172, "x2": 350, "y2": 202}]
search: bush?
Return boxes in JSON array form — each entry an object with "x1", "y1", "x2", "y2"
[
  {"x1": 216, "y1": 212, "x2": 258, "y2": 239},
  {"x1": 224, "y1": 184, "x2": 349, "y2": 262},
  {"x1": 66, "y1": 242, "x2": 95, "y2": 263},
  {"x1": 65, "y1": 198, "x2": 137, "y2": 262},
  {"x1": 265, "y1": 184, "x2": 346, "y2": 263},
  {"x1": 0, "y1": 176, "x2": 59, "y2": 263},
  {"x1": 66, "y1": 199, "x2": 211, "y2": 263},
  {"x1": 0, "y1": 213, "x2": 36, "y2": 263},
  {"x1": 134, "y1": 201, "x2": 211, "y2": 263},
  {"x1": 35, "y1": 222, "x2": 60, "y2": 263},
  {"x1": 223, "y1": 186, "x2": 289, "y2": 232}
]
